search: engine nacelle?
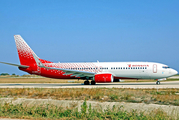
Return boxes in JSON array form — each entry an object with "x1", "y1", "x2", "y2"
[{"x1": 94, "y1": 73, "x2": 113, "y2": 83}]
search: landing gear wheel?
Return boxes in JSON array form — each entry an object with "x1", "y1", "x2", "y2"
[
  {"x1": 156, "y1": 81, "x2": 160, "y2": 85},
  {"x1": 84, "y1": 81, "x2": 89, "y2": 85},
  {"x1": 91, "y1": 81, "x2": 96, "y2": 85}
]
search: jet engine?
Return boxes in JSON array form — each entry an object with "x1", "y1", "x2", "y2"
[{"x1": 94, "y1": 73, "x2": 113, "y2": 83}]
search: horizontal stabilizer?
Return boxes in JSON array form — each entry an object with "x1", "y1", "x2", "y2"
[{"x1": 0, "y1": 61, "x2": 29, "y2": 68}]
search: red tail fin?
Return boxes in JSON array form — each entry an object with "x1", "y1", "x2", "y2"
[{"x1": 14, "y1": 35, "x2": 51, "y2": 66}]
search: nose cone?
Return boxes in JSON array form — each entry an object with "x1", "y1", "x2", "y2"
[{"x1": 172, "y1": 69, "x2": 178, "y2": 76}]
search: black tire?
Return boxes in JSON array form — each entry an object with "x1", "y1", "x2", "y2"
[
  {"x1": 156, "y1": 81, "x2": 160, "y2": 85},
  {"x1": 86, "y1": 81, "x2": 89, "y2": 85},
  {"x1": 84, "y1": 81, "x2": 89, "y2": 85},
  {"x1": 91, "y1": 81, "x2": 96, "y2": 85}
]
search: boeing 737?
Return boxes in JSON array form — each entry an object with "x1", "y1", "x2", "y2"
[{"x1": 0, "y1": 35, "x2": 178, "y2": 85}]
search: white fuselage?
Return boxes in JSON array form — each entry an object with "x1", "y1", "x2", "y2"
[
  {"x1": 44, "y1": 61, "x2": 178, "y2": 80},
  {"x1": 92, "y1": 62, "x2": 177, "y2": 79}
]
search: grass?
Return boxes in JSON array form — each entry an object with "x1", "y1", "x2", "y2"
[
  {"x1": 0, "y1": 88, "x2": 178, "y2": 119},
  {"x1": 0, "y1": 99, "x2": 172, "y2": 120},
  {"x1": 1, "y1": 88, "x2": 179, "y2": 106}
]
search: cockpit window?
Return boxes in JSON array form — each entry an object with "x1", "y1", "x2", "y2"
[{"x1": 163, "y1": 66, "x2": 170, "y2": 69}]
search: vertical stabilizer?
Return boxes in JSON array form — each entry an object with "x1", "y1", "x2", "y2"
[{"x1": 14, "y1": 35, "x2": 38, "y2": 66}]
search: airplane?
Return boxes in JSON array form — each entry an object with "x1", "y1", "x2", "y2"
[{"x1": 0, "y1": 35, "x2": 178, "y2": 85}]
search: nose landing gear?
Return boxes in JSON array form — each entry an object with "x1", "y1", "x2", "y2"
[{"x1": 156, "y1": 81, "x2": 160, "y2": 85}]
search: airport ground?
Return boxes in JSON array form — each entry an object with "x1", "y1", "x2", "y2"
[
  {"x1": 0, "y1": 75, "x2": 179, "y2": 88},
  {"x1": 0, "y1": 76, "x2": 179, "y2": 119}
]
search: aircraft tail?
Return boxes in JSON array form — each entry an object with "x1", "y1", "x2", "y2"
[{"x1": 14, "y1": 35, "x2": 51, "y2": 66}]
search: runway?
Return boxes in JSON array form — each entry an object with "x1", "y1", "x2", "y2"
[{"x1": 0, "y1": 81, "x2": 179, "y2": 88}]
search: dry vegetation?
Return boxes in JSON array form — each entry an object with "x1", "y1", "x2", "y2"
[
  {"x1": 0, "y1": 88, "x2": 178, "y2": 119},
  {"x1": 1, "y1": 88, "x2": 179, "y2": 106},
  {"x1": 0, "y1": 77, "x2": 84, "y2": 83}
]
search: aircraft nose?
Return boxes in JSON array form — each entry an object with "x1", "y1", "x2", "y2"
[{"x1": 172, "y1": 69, "x2": 178, "y2": 75}]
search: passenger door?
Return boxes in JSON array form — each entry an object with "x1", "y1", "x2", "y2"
[{"x1": 153, "y1": 64, "x2": 157, "y2": 73}]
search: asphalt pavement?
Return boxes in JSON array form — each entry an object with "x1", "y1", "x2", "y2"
[{"x1": 0, "y1": 81, "x2": 179, "y2": 88}]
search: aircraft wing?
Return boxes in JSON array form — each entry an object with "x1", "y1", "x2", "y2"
[
  {"x1": 44, "y1": 67, "x2": 95, "y2": 77},
  {"x1": 32, "y1": 54, "x2": 95, "y2": 78},
  {"x1": 0, "y1": 61, "x2": 29, "y2": 68}
]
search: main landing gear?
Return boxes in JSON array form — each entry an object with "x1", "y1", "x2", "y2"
[
  {"x1": 156, "y1": 81, "x2": 160, "y2": 85},
  {"x1": 84, "y1": 81, "x2": 89, "y2": 85},
  {"x1": 84, "y1": 78, "x2": 96, "y2": 85},
  {"x1": 84, "y1": 81, "x2": 96, "y2": 85},
  {"x1": 91, "y1": 81, "x2": 96, "y2": 85}
]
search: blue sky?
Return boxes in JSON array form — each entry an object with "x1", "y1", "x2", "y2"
[{"x1": 0, "y1": 0, "x2": 179, "y2": 75}]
